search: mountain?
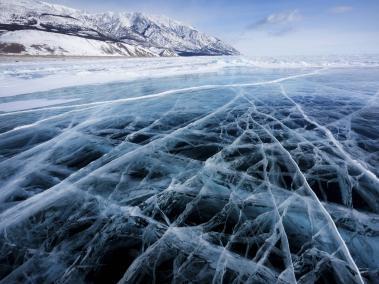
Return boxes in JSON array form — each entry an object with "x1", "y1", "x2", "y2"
[{"x1": 0, "y1": 0, "x2": 240, "y2": 57}]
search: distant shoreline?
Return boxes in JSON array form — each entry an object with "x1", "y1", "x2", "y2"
[
  {"x1": 0, "y1": 54, "x2": 232, "y2": 63},
  {"x1": 0, "y1": 54, "x2": 178, "y2": 62}
]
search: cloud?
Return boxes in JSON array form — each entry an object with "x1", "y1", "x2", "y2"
[
  {"x1": 247, "y1": 10, "x2": 302, "y2": 36},
  {"x1": 329, "y1": 6, "x2": 353, "y2": 14},
  {"x1": 248, "y1": 10, "x2": 301, "y2": 29}
]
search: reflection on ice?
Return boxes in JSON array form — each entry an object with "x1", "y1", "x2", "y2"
[{"x1": 0, "y1": 57, "x2": 378, "y2": 283}]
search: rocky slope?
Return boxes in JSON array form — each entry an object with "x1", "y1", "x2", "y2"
[{"x1": 0, "y1": 0, "x2": 239, "y2": 57}]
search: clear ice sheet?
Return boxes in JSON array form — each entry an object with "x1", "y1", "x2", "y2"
[{"x1": 0, "y1": 61, "x2": 378, "y2": 283}]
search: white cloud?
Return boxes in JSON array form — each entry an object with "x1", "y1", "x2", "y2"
[
  {"x1": 329, "y1": 6, "x2": 353, "y2": 14},
  {"x1": 265, "y1": 10, "x2": 302, "y2": 25},
  {"x1": 247, "y1": 10, "x2": 302, "y2": 36},
  {"x1": 248, "y1": 10, "x2": 301, "y2": 29}
]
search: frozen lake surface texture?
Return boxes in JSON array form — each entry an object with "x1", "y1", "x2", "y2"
[{"x1": 0, "y1": 56, "x2": 378, "y2": 283}]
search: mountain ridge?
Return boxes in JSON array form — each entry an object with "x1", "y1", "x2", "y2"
[{"x1": 0, "y1": 0, "x2": 240, "y2": 57}]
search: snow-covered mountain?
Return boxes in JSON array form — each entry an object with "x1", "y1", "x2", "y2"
[{"x1": 0, "y1": 0, "x2": 239, "y2": 57}]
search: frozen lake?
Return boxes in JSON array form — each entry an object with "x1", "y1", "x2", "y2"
[{"x1": 0, "y1": 56, "x2": 378, "y2": 283}]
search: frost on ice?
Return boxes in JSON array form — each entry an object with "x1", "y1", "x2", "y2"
[{"x1": 0, "y1": 57, "x2": 378, "y2": 283}]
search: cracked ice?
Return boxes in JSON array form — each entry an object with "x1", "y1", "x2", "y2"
[{"x1": 0, "y1": 57, "x2": 378, "y2": 283}]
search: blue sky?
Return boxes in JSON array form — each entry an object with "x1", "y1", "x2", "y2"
[{"x1": 54, "y1": 0, "x2": 379, "y2": 56}]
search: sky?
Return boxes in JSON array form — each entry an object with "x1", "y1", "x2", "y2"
[{"x1": 52, "y1": 0, "x2": 379, "y2": 56}]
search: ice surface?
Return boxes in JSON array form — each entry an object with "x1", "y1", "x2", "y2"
[
  {"x1": 1, "y1": 55, "x2": 379, "y2": 97},
  {"x1": 0, "y1": 56, "x2": 250, "y2": 96},
  {"x1": 0, "y1": 56, "x2": 378, "y2": 283},
  {"x1": 0, "y1": 98, "x2": 79, "y2": 112}
]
